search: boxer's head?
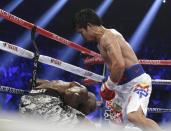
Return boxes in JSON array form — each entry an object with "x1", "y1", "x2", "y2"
[
  {"x1": 79, "y1": 92, "x2": 97, "y2": 115},
  {"x1": 73, "y1": 8, "x2": 103, "y2": 41}
]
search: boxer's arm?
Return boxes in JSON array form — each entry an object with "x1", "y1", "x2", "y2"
[
  {"x1": 69, "y1": 81, "x2": 82, "y2": 87},
  {"x1": 36, "y1": 81, "x2": 70, "y2": 96},
  {"x1": 103, "y1": 33, "x2": 125, "y2": 82},
  {"x1": 35, "y1": 82, "x2": 52, "y2": 89},
  {"x1": 35, "y1": 80, "x2": 86, "y2": 95},
  {"x1": 36, "y1": 79, "x2": 50, "y2": 86},
  {"x1": 29, "y1": 79, "x2": 50, "y2": 87}
]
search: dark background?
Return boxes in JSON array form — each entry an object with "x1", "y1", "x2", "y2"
[{"x1": 0, "y1": 0, "x2": 171, "y2": 125}]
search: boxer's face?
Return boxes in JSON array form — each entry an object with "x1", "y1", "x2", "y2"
[{"x1": 77, "y1": 27, "x2": 95, "y2": 41}]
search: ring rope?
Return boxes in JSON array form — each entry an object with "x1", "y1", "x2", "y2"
[
  {"x1": 96, "y1": 101, "x2": 171, "y2": 113},
  {"x1": 152, "y1": 79, "x2": 171, "y2": 85},
  {"x1": 0, "y1": 9, "x2": 100, "y2": 57},
  {"x1": 1, "y1": 9, "x2": 171, "y2": 118},
  {"x1": 84, "y1": 57, "x2": 171, "y2": 66},
  {"x1": 0, "y1": 40, "x2": 104, "y2": 82},
  {"x1": 0, "y1": 85, "x2": 170, "y2": 114},
  {"x1": 1, "y1": 9, "x2": 170, "y2": 67},
  {"x1": 1, "y1": 9, "x2": 171, "y2": 67},
  {"x1": 147, "y1": 108, "x2": 171, "y2": 113},
  {"x1": 1, "y1": 40, "x2": 169, "y2": 85},
  {"x1": 83, "y1": 78, "x2": 171, "y2": 86},
  {"x1": 0, "y1": 85, "x2": 28, "y2": 95}
]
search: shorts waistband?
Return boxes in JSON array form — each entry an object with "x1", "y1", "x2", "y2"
[{"x1": 118, "y1": 64, "x2": 145, "y2": 85}]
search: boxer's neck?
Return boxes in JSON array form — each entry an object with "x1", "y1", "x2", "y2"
[{"x1": 91, "y1": 26, "x2": 106, "y2": 43}]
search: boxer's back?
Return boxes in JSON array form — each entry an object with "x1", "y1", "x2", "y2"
[{"x1": 98, "y1": 29, "x2": 139, "y2": 71}]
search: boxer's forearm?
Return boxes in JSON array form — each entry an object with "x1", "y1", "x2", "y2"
[
  {"x1": 36, "y1": 82, "x2": 52, "y2": 89},
  {"x1": 36, "y1": 79, "x2": 50, "y2": 86},
  {"x1": 29, "y1": 79, "x2": 50, "y2": 87},
  {"x1": 110, "y1": 63, "x2": 125, "y2": 83}
]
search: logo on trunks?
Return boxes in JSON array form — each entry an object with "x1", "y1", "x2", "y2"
[
  {"x1": 104, "y1": 109, "x2": 123, "y2": 124},
  {"x1": 51, "y1": 58, "x2": 62, "y2": 65},
  {"x1": 134, "y1": 83, "x2": 149, "y2": 98},
  {"x1": 104, "y1": 100, "x2": 123, "y2": 124},
  {"x1": 106, "y1": 100, "x2": 112, "y2": 109}
]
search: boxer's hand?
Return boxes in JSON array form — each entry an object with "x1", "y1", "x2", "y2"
[
  {"x1": 32, "y1": 79, "x2": 50, "y2": 87},
  {"x1": 100, "y1": 77, "x2": 117, "y2": 101},
  {"x1": 70, "y1": 81, "x2": 82, "y2": 87}
]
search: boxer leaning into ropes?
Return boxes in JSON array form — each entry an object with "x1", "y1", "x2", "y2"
[
  {"x1": 19, "y1": 79, "x2": 96, "y2": 127},
  {"x1": 0, "y1": 8, "x2": 169, "y2": 131},
  {"x1": 73, "y1": 8, "x2": 161, "y2": 131}
]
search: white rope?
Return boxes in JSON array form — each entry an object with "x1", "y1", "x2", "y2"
[
  {"x1": 148, "y1": 108, "x2": 171, "y2": 113},
  {"x1": 1, "y1": 40, "x2": 171, "y2": 85},
  {"x1": 0, "y1": 86, "x2": 28, "y2": 95},
  {"x1": 96, "y1": 101, "x2": 171, "y2": 113},
  {"x1": 0, "y1": 41, "x2": 34, "y2": 59},
  {"x1": 0, "y1": 40, "x2": 104, "y2": 82},
  {"x1": 152, "y1": 79, "x2": 171, "y2": 85}
]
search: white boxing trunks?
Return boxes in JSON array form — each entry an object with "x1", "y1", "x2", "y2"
[{"x1": 110, "y1": 64, "x2": 152, "y2": 126}]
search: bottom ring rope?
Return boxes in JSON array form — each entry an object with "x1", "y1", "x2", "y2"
[
  {"x1": 96, "y1": 101, "x2": 171, "y2": 113},
  {"x1": 147, "y1": 108, "x2": 171, "y2": 113},
  {"x1": 0, "y1": 85, "x2": 170, "y2": 113},
  {"x1": 0, "y1": 85, "x2": 28, "y2": 95},
  {"x1": 83, "y1": 78, "x2": 171, "y2": 86}
]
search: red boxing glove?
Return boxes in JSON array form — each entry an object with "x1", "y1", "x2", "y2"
[
  {"x1": 100, "y1": 83, "x2": 115, "y2": 101},
  {"x1": 100, "y1": 77, "x2": 118, "y2": 101}
]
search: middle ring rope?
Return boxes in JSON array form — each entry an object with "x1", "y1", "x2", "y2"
[
  {"x1": 1, "y1": 40, "x2": 171, "y2": 85},
  {"x1": 0, "y1": 40, "x2": 104, "y2": 82}
]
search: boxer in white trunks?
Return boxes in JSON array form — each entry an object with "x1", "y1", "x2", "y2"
[{"x1": 73, "y1": 8, "x2": 161, "y2": 131}]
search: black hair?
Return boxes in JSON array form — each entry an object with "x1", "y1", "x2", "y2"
[{"x1": 73, "y1": 8, "x2": 103, "y2": 30}]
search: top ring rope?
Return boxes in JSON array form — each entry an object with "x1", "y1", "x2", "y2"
[
  {"x1": 1, "y1": 9, "x2": 169, "y2": 66},
  {"x1": 0, "y1": 40, "x2": 104, "y2": 82},
  {"x1": 0, "y1": 9, "x2": 100, "y2": 57},
  {"x1": 84, "y1": 57, "x2": 171, "y2": 66}
]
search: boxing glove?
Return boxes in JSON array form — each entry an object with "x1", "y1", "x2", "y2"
[{"x1": 100, "y1": 77, "x2": 117, "y2": 100}]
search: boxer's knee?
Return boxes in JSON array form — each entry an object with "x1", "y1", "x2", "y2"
[
  {"x1": 128, "y1": 106, "x2": 146, "y2": 123},
  {"x1": 128, "y1": 108, "x2": 161, "y2": 131},
  {"x1": 128, "y1": 106, "x2": 146, "y2": 126},
  {"x1": 128, "y1": 111, "x2": 145, "y2": 124}
]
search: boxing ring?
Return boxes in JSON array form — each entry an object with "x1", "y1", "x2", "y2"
[{"x1": 0, "y1": 8, "x2": 171, "y2": 116}]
